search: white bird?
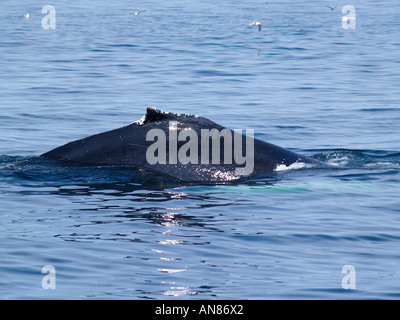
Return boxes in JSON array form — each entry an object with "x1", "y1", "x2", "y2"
[
  {"x1": 248, "y1": 21, "x2": 262, "y2": 31},
  {"x1": 132, "y1": 10, "x2": 146, "y2": 16},
  {"x1": 22, "y1": 13, "x2": 30, "y2": 19}
]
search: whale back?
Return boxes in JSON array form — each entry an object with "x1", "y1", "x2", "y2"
[{"x1": 42, "y1": 107, "x2": 313, "y2": 182}]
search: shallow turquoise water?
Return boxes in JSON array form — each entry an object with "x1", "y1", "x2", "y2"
[{"x1": 1, "y1": 0, "x2": 400, "y2": 299}]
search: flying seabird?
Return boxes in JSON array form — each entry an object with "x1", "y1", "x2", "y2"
[
  {"x1": 132, "y1": 10, "x2": 146, "y2": 16},
  {"x1": 22, "y1": 13, "x2": 30, "y2": 19},
  {"x1": 326, "y1": 6, "x2": 336, "y2": 11},
  {"x1": 248, "y1": 21, "x2": 262, "y2": 31}
]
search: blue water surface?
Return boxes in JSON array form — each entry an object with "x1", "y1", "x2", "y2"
[{"x1": 1, "y1": 0, "x2": 400, "y2": 299}]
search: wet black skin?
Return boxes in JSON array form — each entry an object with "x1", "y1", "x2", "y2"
[{"x1": 42, "y1": 107, "x2": 319, "y2": 182}]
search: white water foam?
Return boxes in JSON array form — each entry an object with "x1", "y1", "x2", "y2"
[{"x1": 274, "y1": 161, "x2": 315, "y2": 172}]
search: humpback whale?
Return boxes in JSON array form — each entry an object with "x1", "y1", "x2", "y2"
[{"x1": 42, "y1": 107, "x2": 319, "y2": 182}]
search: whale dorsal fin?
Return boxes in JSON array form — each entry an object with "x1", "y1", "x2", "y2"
[
  {"x1": 136, "y1": 107, "x2": 198, "y2": 126},
  {"x1": 134, "y1": 107, "x2": 171, "y2": 126},
  {"x1": 144, "y1": 107, "x2": 172, "y2": 123}
]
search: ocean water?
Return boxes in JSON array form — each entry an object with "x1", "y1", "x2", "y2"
[{"x1": 0, "y1": 0, "x2": 400, "y2": 299}]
